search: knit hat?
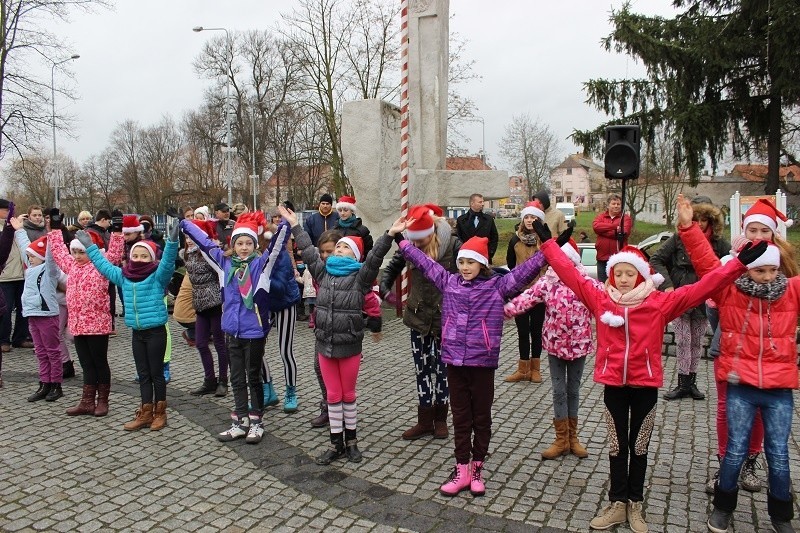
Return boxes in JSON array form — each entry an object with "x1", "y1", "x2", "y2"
[
  {"x1": 740, "y1": 240, "x2": 781, "y2": 269},
  {"x1": 194, "y1": 205, "x2": 211, "y2": 220},
  {"x1": 561, "y1": 238, "x2": 581, "y2": 266},
  {"x1": 457, "y1": 236, "x2": 490, "y2": 267},
  {"x1": 339, "y1": 236, "x2": 364, "y2": 262},
  {"x1": 122, "y1": 215, "x2": 144, "y2": 234},
  {"x1": 606, "y1": 245, "x2": 664, "y2": 288},
  {"x1": 319, "y1": 193, "x2": 333, "y2": 204},
  {"x1": 520, "y1": 201, "x2": 545, "y2": 221},
  {"x1": 26, "y1": 236, "x2": 47, "y2": 261},
  {"x1": 69, "y1": 239, "x2": 86, "y2": 252},
  {"x1": 130, "y1": 240, "x2": 158, "y2": 261},
  {"x1": 405, "y1": 204, "x2": 443, "y2": 240},
  {"x1": 230, "y1": 212, "x2": 266, "y2": 245},
  {"x1": 742, "y1": 198, "x2": 793, "y2": 231},
  {"x1": 336, "y1": 195, "x2": 357, "y2": 212}
]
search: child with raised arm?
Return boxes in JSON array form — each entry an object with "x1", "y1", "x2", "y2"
[{"x1": 531, "y1": 219, "x2": 767, "y2": 533}]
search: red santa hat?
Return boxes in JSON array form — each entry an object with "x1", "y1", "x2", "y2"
[
  {"x1": 89, "y1": 231, "x2": 105, "y2": 249},
  {"x1": 230, "y1": 212, "x2": 266, "y2": 245},
  {"x1": 405, "y1": 204, "x2": 443, "y2": 240},
  {"x1": 26, "y1": 236, "x2": 47, "y2": 261},
  {"x1": 606, "y1": 245, "x2": 664, "y2": 288},
  {"x1": 189, "y1": 219, "x2": 216, "y2": 238},
  {"x1": 561, "y1": 238, "x2": 581, "y2": 266},
  {"x1": 339, "y1": 236, "x2": 364, "y2": 262},
  {"x1": 457, "y1": 236, "x2": 490, "y2": 267},
  {"x1": 336, "y1": 195, "x2": 357, "y2": 212},
  {"x1": 122, "y1": 215, "x2": 144, "y2": 234},
  {"x1": 742, "y1": 198, "x2": 793, "y2": 232},
  {"x1": 130, "y1": 240, "x2": 158, "y2": 261},
  {"x1": 69, "y1": 239, "x2": 86, "y2": 252},
  {"x1": 520, "y1": 201, "x2": 545, "y2": 221}
]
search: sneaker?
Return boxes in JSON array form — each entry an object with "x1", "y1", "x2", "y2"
[
  {"x1": 283, "y1": 385, "x2": 298, "y2": 413},
  {"x1": 627, "y1": 500, "x2": 648, "y2": 533},
  {"x1": 739, "y1": 453, "x2": 762, "y2": 492},
  {"x1": 707, "y1": 507, "x2": 732, "y2": 533},
  {"x1": 245, "y1": 420, "x2": 264, "y2": 444},
  {"x1": 706, "y1": 469, "x2": 720, "y2": 495},
  {"x1": 218, "y1": 416, "x2": 250, "y2": 442},
  {"x1": 589, "y1": 501, "x2": 627, "y2": 530}
]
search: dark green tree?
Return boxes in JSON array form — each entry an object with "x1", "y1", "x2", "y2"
[{"x1": 572, "y1": 0, "x2": 800, "y2": 194}]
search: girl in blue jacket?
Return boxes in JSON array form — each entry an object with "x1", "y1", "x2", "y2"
[
  {"x1": 76, "y1": 222, "x2": 179, "y2": 432},
  {"x1": 181, "y1": 213, "x2": 290, "y2": 445}
]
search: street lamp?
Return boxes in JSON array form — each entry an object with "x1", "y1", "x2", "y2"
[
  {"x1": 250, "y1": 104, "x2": 259, "y2": 211},
  {"x1": 51, "y1": 54, "x2": 80, "y2": 208},
  {"x1": 193, "y1": 26, "x2": 234, "y2": 205}
]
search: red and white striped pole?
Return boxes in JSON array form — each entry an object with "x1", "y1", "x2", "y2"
[{"x1": 397, "y1": 0, "x2": 410, "y2": 316}]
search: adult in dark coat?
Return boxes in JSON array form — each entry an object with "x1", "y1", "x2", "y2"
[
  {"x1": 303, "y1": 193, "x2": 339, "y2": 247},
  {"x1": 455, "y1": 193, "x2": 499, "y2": 262},
  {"x1": 214, "y1": 203, "x2": 236, "y2": 249}
]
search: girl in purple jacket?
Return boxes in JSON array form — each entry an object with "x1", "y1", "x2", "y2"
[{"x1": 397, "y1": 220, "x2": 571, "y2": 498}]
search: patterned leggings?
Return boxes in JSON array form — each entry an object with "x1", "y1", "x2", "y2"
[
  {"x1": 410, "y1": 330, "x2": 448, "y2": 406},
  {"x1": 673, "y1": 313, "x2": 707, "y2": 374}
]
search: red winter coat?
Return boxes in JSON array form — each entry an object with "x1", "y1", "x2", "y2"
[
  {"x1": 592, "y1": 211, "x2": 633, "y2": 261},
  {"x1": 541, "y1": 239, "x2": 748, "y2": 388},
  {"x1": 48, "y1": 230, "x2": 125, "y2": 336},
  {"x1": 679, "y1": 223, "x2": 799, "y2": 390}
]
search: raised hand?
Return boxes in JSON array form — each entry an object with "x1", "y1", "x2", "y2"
[
  {"x1": 555, "y1": 225, "x2": 574, "y2": 247},
  {"x1": 165, "y1": 206, "x2": 181, "y2": 220},
  {"x1": 7, "y1": 201, "x2": 15, "y2": 221},
  {"x1": 737, "y1": 240, "x2": 769, "y2": 266},
  {"x1": 168, "y1": 220, "x2": 180, "y2": 242},
  {"x1": 111, "y1": 209, "x2": 124, "y2": 233},
  {"x1": 676, "y1": 194, "x2": 693, "y2": 229},
  {"x1": 75, "y1": 230, "x2": 93, "y2": 249},
  {"x1": 49, "y1": 208, "x2": 63, "y2": 230},
  {"x1": 532, "y1": 219, "x2": 552, "y2": 242},
  {"x1": 278, "y1": 205, "x2": 297, "y2": 227},
  {"x1": 388, "y1": 216, "x2": 414, "y2": 237},
  {"x1": 9, "y1": 216, "x2": 24, "y2": 231}
]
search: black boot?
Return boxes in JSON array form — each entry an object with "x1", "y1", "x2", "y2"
[
  {"x1": 663, "y1": 374, "x2": 690, "y2": 400},
  {"x1": 688, "y1": 372, "x2": 705, "y2": 400},
  {"x1": 708, "y1": 485, "x2": 738, "y2": 533},
  {"x1": 315, "y1": 432, "x2": 345, "y2": 465},
  {"x1": 767, "y1": 491, "x2": 795, "y2": 533},
  {"x1": 62, "y1": 360, "x2": 76, "y2": 379},
  {"x1": 45, "y1": 383, "x2": 63, "y2": 402},
  {"x1": 345, "y1": 428, "x2": 362, "y2": 463},
  {"x1": 310, "y1": 402, "x2": 329, "y2": 428},
  {"x1": 191, "y1": 377, "x2": 218, "y2": 396},
  {"x1": 296, "y1": 301, "x2": 309, "y2": 322},
  {"x1": 27, "y1": 382, "x2": 51, "y2": 402},
  {"x1": 214, "y1": 378, "x2": 228, "y2": 397}
]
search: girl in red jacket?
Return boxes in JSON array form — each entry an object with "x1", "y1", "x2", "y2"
[
  {"x1": 532, "y1": 220, "x2": 767, "y2": 533},
  {"x1": 674, "y1": 195, "x2": 799, "y2": 533}
]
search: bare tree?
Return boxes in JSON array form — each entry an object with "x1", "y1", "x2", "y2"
[
  {"x1": 499, "y1": 114, "x2": 562, "y2": 196},
  {"x1": 108, "y1": 120, "x2": 145, "y2": 213},
  {"x1": 181, "y1": 104, "x2": 228, "y2": 207},
  {"x1": 5, "y1": 153, "x2": 52, "y2": 206},
  {"x1": 648, "y1": 134, "x2": 686, "y2": 227},
  {"x1": 446, "y1": 30, "x2": 480, "y2": 157},
  {"x1": 82, "y1": 150, "x2": 119, "y2": 211},
  {"x1": 138, "y1": 116, "x2": 183, "y2": 213}
]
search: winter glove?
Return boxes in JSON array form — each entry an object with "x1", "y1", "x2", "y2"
[
  {"x1": 737, "y1": 240, "x2": 769, "y2": 267},
  {"x1": 74, "y1": 230, "x2": 94, "y2": 249},
  {"x1": 168, "y1": 220, "x2": 180, "y2": 242},
  {"x1": 7, "y1": 202, "x2": 15, "y2": 221},
  {"x1": 111, "y1": 209, "x2": 124, "y2": 233},
  {"x1": 531, "y1": 219, "x2": 552, "y2": 242},
  {"x1": 166, "y1": 206, "x2": 183, "y2": 220},
  {"x1": 49, "y1": 208, "x2": 63, "y2": 230},
  {"x1": 555, "y1": 225, "x2": 574, "y2": 247}
]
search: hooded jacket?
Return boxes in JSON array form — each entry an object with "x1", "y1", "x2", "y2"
[
  {"x1": 678, "y1": 222, "x2": 799, "y2": 390},
  {"x1": 400, "y1": 240, "x2": 547, "y2": 368},
  {"x1": 541, "y1": 239, "x2": 748, "y2": 388},
  {"x1": 15, "y1": 230, "x2": 60, "y2": 318}
]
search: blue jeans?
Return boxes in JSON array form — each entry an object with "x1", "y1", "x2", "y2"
[{"x1": 719, "y1": 384, "x2": 793, "y2": 500}]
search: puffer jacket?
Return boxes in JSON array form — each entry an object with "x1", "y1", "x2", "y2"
[
  {"x1": 15, "y1": 230, "x2": 60, "y2": 318},
  {"x1": 268, "y1": 247, "x2": 301, "y2": 312},
  {"x1": 294, "y1": 225, "x2": 392, "y2": 359},
  {"x1": 400, "y1": 240, "x2": 547, "y2": 368},
  {"x1": 380, "y1": 220, "x2": 460, "y2": 337},
  {"x1": 48, "y1": 230, "x2": 125, "y2": 335},
  {"x1": 184, "y1": 248, "x2": 222, "y2": 313},
  {"x1": 678, "y1": 222, "x2": 799, "y2": 390},
  {"x1": 541, "y1": 238, "x2": 748, "y2": 387},
  {"x1": 335, "y1": 217, "x2": 374, "y2": 257},
  {"x1": 87, "y1": 238, "x2": 178, "y2": 330},
  {"x1": 181, "y1": 219, "x2": 290, "y2": 339}
]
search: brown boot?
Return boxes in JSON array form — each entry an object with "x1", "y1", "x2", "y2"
[
  {"x1": 94, "y1": 384, "x2": 110, "y2": 417},
  {"x1": 541, "y1": 418, "x2": 570, "y2": 460},
  {"x1": 529, "y1": 359, "x2": 542, "y2": 383},
  {"x1": 150, "y1": 401, "x2": 168, "y2": 431},
  {"x1": 65, "y1": 385, "x2": 96, "y2": 416},
  {"x1": 402, "y1": 405, "x2": 434, "y2": 440},
  {"x1": 433, "y1": 403, "x2": 449, "y2": 439},
  {"x1": 504, "y1": 359, "x2": 530, "y2": 382},
  {"x1": 568, "y1": 417, "x2": 588, "y2": 458},
  {"x1": 123, "y1": 403, "x2": 153, "y2": 431}
]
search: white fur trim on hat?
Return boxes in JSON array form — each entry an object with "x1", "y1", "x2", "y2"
[
  {"x1": 457, "y1": 249, "x2": 488, "y2": 267},
  {"x1": 123, "y1": 223, "x2": 144, "y2": 234},
  {"x1": 130, "y1": 241, "x2": 156, "y2": 260},
  {"x1": 231, "y1": 227, "x2": 258, "y2": 244},
  {"x1": 336, "y1": 200, "x2": 356, "y2": 212},
  {"x1": 561, "y1": 242, "x2": 581, "y2": 266},
  {"x1": 744, "y1": 243, "x2": 780, "y2": 269},
  {"x1": 606, "y1": 251, "x2": 650, "y2": 281},
  {"x1": 26, "y1": 248, "x2": 45, "y2": 262},
  {"x1": 742, "y1": 214, "x2": 777, "y2": 232},
  {"x1": 520, "y1": 206, "x2": 545, "y2": 220},
  {"x1": 69, "y1": 239, "x2": 86, "y2": 252},
  {"x1": 405, "y1": 224, "x2": 435, "y2": 241},
  {"x1": 600, "y1": 311, "x2": 625, "y2": 327},
  {"x1": 338, "y1": 236, "x2": 362, "y2": 262}
]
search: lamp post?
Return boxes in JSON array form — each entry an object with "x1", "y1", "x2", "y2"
[
  {"x1": 476, "y1": 116, "x2": 485, "y2": 162},
  {"x1": 51, "y1": 54, "x2": 80, "y2": 208},
  {"x1": 250, "y1": 105, "x2": 258, "y2": 210},
  {"x1": 193, "y1": 26, "x2": 234, "y2": 205}
]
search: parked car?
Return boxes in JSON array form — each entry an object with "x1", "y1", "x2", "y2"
[
  {"x1": 576, "y1": 231, "x2": 672, "y2": 279},
  {"x1": 636, "y1": 231, "x2": 672, "y2": 260},
  {"x1": 556, "y1": 202, "x2": 576, "y2": 224}
]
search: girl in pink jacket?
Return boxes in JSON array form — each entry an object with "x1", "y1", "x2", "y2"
[
  {"x1": 504, "y1": 238, "x2": 603, "y2": 461},
  {"x1": 48, "y1": 209, "x2": 125, "y2": 417}
]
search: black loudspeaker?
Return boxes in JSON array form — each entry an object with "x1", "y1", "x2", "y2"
[{"x1": 604, "y1": 125, "x2": 640, "y2": 180}]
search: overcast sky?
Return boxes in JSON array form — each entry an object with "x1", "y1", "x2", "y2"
[{"x1": 42, "y1": 0, "x2": 678, "y2": 171}]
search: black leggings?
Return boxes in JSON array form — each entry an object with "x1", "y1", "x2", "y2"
[
  {"x1": 132, "y1": 326, "x2": 167, "y2": 403},
  {"x1": 514, "y1": 302, "x2": 545, "y2": 360},
  {"x1": 74, "y1": 335, "x2": 110, "y2": 385}
]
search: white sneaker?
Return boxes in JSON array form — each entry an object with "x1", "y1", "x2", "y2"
[
  {"x1": 218, "y1": 417, "x2": 249, "y2": 442},
  {"x1": 245, "y1": 421, "x2": 264, "y2": 444}
]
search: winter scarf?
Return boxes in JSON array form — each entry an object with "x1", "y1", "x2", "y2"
[
  {"x1": 337, "y1": 216, "x2": 357, "y2": 228},
  {"x1": 734, "y1": 273, "x2": 788, "y2": 302},
  {"x1": 601, "y1": 279, "x2": 657, "y2": 327},
  {"x1": 325, "y1": 255, "x2": 362, "y2": 276},
  {"x1": 517, "y1": 230, "x2": 538, "y2": 246},
  {"x1": 226, "y1": 252, "x2": 258, "y2": 309},
  {"x1": 122, "y1": 260, "x2": 159, "y2": 282}
]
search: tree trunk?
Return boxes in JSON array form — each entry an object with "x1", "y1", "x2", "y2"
[{"x1": 765, "y1": 94, "x2": 781, "y2": 195}]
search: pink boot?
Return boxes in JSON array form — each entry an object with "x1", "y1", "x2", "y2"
[
  {"x1": 439, "y1": 463, "x2": 470, "y2": 497},
  {"x1": 470, "y1": 461, "x2": 486, "y2": 496}
]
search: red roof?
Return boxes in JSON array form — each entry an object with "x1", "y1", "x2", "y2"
[
  {"x1": 731, "y1": 164, "x2": 799, "y2": 182},
  {"x1": 446, "y1": 156, "x2": 491, "y2": 171}
]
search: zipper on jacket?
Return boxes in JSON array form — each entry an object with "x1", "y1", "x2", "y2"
[
  {"x1": 758, "y1": 299, "x2": 764, "y2": 388},
  {"x1": 481, "y1": 321, "x2": 490, "y2": 351},
  {"x1": 622, "y1": 308, "x2": 630, "y2": 384},
  {"x1": 645, "y1": 348, "x2": 652, "y2": 378},
  {"x1": 602, "y1": 346, "x2": 609, "y2": 374},
  {"x1": 133, "y1": 284, "x2": 140, "y2": 329}
]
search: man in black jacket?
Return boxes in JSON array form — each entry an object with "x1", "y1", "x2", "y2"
[{"x1": 455, "y1": 193, "x2": 499, "y2": 262}]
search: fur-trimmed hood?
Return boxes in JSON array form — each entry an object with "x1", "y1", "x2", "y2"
[{"x1": 692, "y1": 203, "x2": 724, "y2": 238}]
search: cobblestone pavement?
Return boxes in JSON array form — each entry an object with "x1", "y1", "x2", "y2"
[{"x1": 0, "y1": 312, "x2": 798, "y2": 532}]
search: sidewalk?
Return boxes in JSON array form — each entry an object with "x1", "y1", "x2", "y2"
[{"x1": 0, "y1": 315, "x2": 797, "y2": 532}]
